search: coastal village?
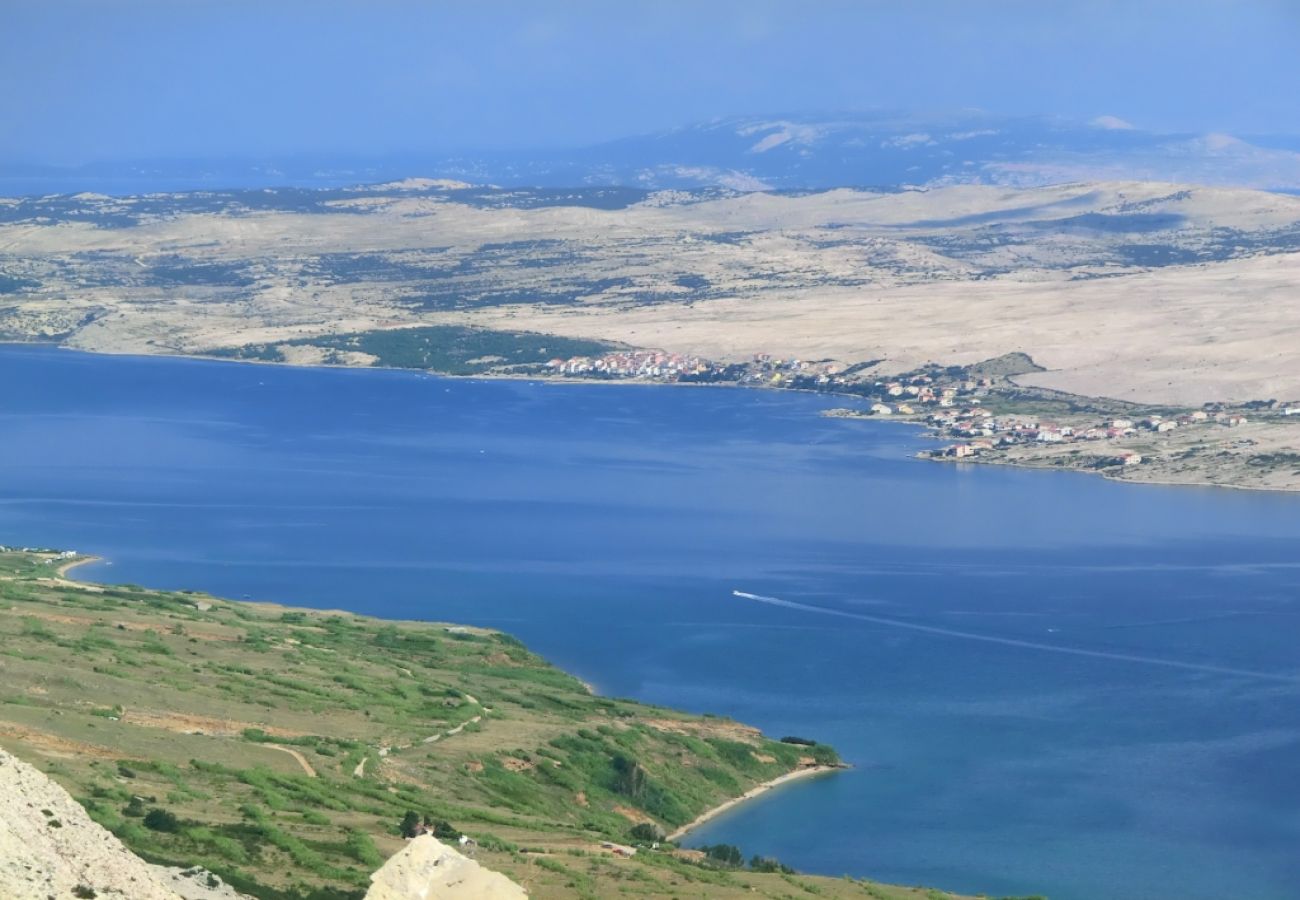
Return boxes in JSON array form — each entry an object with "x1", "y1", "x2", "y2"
[
  {"x1": 926, "y1": 406, "x2": 1274, "y2": 465},
  {"x1": 545, "y1": 348, "x2": 849, "y2": 385},
  {"x1": 543, "y1": 346, "x2": 1300, "y2": 483}
]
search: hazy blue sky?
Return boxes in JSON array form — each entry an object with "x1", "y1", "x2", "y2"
[{"x1": 2, "y1": 0, "x2": 1298, "y2": 163}]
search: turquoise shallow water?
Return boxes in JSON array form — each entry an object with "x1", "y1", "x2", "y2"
[{"x1": 3, "y1": 344, "x2": 1300, "y2": 899}]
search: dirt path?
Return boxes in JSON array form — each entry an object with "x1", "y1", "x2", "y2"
[
  {"x1": 444, "y1": 715, "x2": 481, "y2": 737},
  {"x1": 419, "y1": 712, "x2": 484, "y2": 746},
  {"x1": 266, "y1": 744, "x2": 316, "y2": 778},
  {"x1": 665, "y1": 765, "x2": 843, "y2": 842}
]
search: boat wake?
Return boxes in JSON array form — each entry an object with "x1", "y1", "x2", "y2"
[{"x1": 731, "y1": 590, "x2": 1298, "y2": 684}]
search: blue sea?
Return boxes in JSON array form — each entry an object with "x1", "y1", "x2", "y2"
[{"x1": 3, "y1": 344, "x2": 1299, "y2": 900}]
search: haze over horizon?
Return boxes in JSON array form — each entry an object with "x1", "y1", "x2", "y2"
[{"x1": 3, "y1": 0, "x2": 1299, "y2": 166}]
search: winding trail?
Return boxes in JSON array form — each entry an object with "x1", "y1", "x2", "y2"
[
  {"x1": 423, "y1": 715, "x2": 482, "y2": 744},
  {"x1": 266, "y1": 744, "x2": 316, "y2": 778}
]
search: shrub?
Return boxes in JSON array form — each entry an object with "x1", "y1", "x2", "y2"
[
  {"x1": 345, "y1": 829, "x2": 383, "y2": 867},
  {"x1": 610, "y1": 754, "x2": 645, "y2": 799},
  {"x1": 809, "y1": 743, "x2": 841, "y2": 766},
  {"x1": 429, "y1": 817, "x2": 461, "y2": 841},
  {"x1": 143, "y1": 807, "x2": 180, "y2": 833}
]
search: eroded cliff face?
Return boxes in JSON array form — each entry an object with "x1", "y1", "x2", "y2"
[
  {"x1": 365, "y1": 835, "x2": 527, "y2": 900},
  {"x1": 0, "y1": 745, "x2": 184, "y2": 900},
  {"x1": 0, "y1": 744, "x2": 524, "y2": 900}
]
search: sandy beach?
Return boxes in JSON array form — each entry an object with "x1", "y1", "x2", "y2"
[
  {"x1": 666, "y1": 765, "x2": 845, "y2": 842},
  {"x1": 54, "y1": 555, "x2": 101, "y2": 578}
]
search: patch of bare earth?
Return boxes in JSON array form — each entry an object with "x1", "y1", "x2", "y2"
[
  {"x1": 643, "y1": 717, "x2": 762, "y2": 743},
  {"x1": 613, "y1": 805, "x2": 657, "y2": 826},
  {"x1": 119, "y1": 710, "x2": 307, "y2": 739},
  {"x1": 0, "y1": 722, "x2": 125, "y2": 761}
]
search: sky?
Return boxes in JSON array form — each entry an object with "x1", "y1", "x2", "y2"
[{"x1": 1, "y1": 0, "x2": 1298, "y2": 164}]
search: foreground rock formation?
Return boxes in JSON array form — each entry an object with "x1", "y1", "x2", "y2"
[
  {"x1": 0, "y1": 745, "x2": 184, "y2": 900},
  {"x1": 1, "y1": 739, "x2": 520, "y2": 900},
  {"x1": 365, "y1": 835, "x2": 527, "y2": 900}
]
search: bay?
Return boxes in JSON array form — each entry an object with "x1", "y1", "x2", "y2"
[{"x1": 2, "y1": 344, "x2": 1299, "y2": 900}]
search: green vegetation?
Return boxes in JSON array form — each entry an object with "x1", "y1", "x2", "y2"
[
  {"x1": 212, "y1": 325, "x2": 621, "y2": 376},
  {"x1": 961, "y1": 352, "x2": 1045, "y2": 381},
  {"x1": 0, "y1": 549, "x2": 968, "y2": 900}
]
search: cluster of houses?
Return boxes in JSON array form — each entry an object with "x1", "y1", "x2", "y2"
[
  {"x1": 0, "y1": 546, "x2": 78, "y2": 560},
  {"x1": 859, "y1": 373, "x2": 994, "y2": 416},
  {"x1": 545, "y1": 350, "x2": 847, "y2": 384},
  {"x1": 734, "y1": 354, "x2": 846, "y2": 386},
  {"x1": 546, "y1": 349, "x2": 714, "y2": 379},
  {"x1": 538, "y1": 349, "x2": 1300, "y2": 472},
  {"x1": 931, "y1": 409, "x2": 1260, "y2": 466}
]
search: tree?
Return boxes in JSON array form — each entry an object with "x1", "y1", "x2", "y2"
[
  {"x1": 629, "y1": 823, "x2": 663, "y2": 843},
  {"x1": 399, "y1": 810, "x2": 422, "y2": 838},
  {"x1": 700, "y1": 843, "x2": 743, "y2": 867}
]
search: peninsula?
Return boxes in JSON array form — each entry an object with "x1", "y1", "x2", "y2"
[{"x1": 0, "y1": 548, "x2": 965, "y2": 900}]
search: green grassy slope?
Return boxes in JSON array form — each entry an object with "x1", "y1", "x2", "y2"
[{"x1": 0, "y1": 549, "x2": 993, "y2": 900}]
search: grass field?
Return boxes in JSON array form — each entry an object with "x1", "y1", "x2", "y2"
[{"x1": 0, "y1": 549, "x2": 997, "y2": 900}]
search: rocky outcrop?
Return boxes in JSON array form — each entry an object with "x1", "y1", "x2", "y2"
[
  {"x1": 150, "y1": 865, "x2": 252, "y2": 900},
  {"x1": 0, "y1": 745, "x2": 183, "y2": 900},
  {"x1": 365, "y1": 835, "x2": 527, "y2": 900}
]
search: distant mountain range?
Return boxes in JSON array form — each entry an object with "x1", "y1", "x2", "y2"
[{"x1": 6, "y1": 111, "x2": 1300, "y2": 195}]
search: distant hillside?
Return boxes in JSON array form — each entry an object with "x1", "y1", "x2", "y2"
[
  {"x1": 540, "y1": 111, "x2": 1300, "y2": 192},
  {"x1": 5, "y1": 111, "x2": 1300, "y2": 195},
  {"x1": 3, "y1": 178, "x2": 1299, "y2": 405}
]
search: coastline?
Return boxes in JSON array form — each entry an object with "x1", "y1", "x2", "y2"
[
  {"x1": 4, "y1": 546, "x2": 947, "y2": 900},
  {"x1": 15, "y1": 341, "x2": 1296, "y2": 495},
  {"x1": 941, "y1": 452, "x2": 1300, "y2": 496},
  {"x1": 923, "y1": 446, "x2": 1300, "y2": 495},
  {"x1": 666, "y1": 764, "x2": 846, "y2": 842},
  {"x1": 54, "y1": 555, "x2": 101, "y2": 578},
  {"x1": 45, "y1": 552, "x2": 845, "y2": 849}
]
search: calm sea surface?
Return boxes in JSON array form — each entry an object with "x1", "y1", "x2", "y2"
[{"x1": 3, "y1": 344, "x2": 1299, "y2": 900}]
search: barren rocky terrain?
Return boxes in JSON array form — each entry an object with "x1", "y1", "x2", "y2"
[{"x1": 1, "y1": 180, "x2": 1298, "y2": 404}]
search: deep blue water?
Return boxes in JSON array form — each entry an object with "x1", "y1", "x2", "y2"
[{"x1": 3, "y1": 344, "x2": 1300, "y2": 900}]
